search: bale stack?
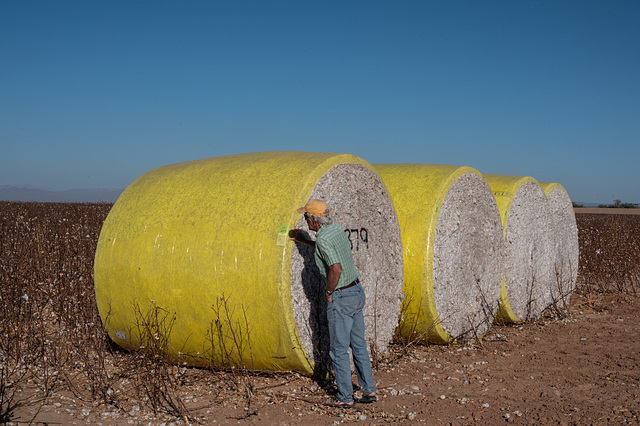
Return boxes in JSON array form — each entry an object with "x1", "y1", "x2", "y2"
[
  {"x1": 94, "y1": 151, "x2": 403, "y2": 376},
  {"x1": 539, "y1": 182, "x2": 579, "y2": 306},
  {"x1": 483, "y1": 175, "x2": 555, "y2": 323},
  {"x1": 375, "y1": 164, "x2": 503, "y2": 343}
]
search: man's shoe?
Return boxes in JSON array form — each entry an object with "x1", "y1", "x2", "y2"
[
  {"x1": 323, "y1": 397, "x2": 354, "y2": 408},
  {"x1": 355, "y1": 393, "x2": 377, "y2": 403}
]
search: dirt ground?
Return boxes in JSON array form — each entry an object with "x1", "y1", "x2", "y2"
[
  {"x1": 9, "y1": 292, "x2": 639, "y2": 425},
  {"x1": 4, "y1": 208, "x2": 640, "y2": 425}
]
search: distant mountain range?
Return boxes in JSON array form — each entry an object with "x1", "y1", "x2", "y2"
[{"x1": 0, "y1": 186, "x2": 122, "y2": 203}]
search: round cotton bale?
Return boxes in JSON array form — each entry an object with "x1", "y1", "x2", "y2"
[
  {"x1": 290, "y1": 163, "x2": 404, "y2": 371},
  {"x1": 483, "y1": 175, "x2": 555, "y2": 323},
  {"x1": 94, "y1": 151, "x2": 403, "y2": 376},
  {"x1": 374, "y1": 164, "x2": 503, "y2": 343},
  {"x1": 538, "y1": 182, "x2": 579, "y2": 306}
]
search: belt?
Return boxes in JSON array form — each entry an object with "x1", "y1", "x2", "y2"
[{"x1": 335, "y1": 278, "x2": 359, "y2": 292}]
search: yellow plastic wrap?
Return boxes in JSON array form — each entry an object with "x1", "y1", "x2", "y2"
[
  {"x1": 539, "y1": 182, "x2": 562, "y2": 195},
  {"x1": 94, "y1": 151, "x2": 379, "y2": 375},
  {"x1": 374, "y1": 164, "x2": 500, "y2": 343},
  {"x1": 483, "y1": 174, "x2": 539, "y2": 323}
]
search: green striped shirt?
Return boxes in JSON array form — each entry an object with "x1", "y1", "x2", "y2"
[{"x1": 314, "y1": 223, "x2": 359, "y2": 289}]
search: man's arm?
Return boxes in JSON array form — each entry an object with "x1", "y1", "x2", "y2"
[{"x1": 325, "y1": 262, "x2": 342, "y2": 302}]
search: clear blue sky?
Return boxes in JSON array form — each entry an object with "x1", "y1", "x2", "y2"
[{"x1": 2, "y1": 1, "x2": 639, "y2": 204}]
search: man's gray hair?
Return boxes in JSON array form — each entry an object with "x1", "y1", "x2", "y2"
[{"x1": 312, "y1": 214, "x2": 333, "y2": 226}]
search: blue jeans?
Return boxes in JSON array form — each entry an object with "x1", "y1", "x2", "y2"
[{"x1": 327, "y1": 283, "x2": 376, "y2": 403}]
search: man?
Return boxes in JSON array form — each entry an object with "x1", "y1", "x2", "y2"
[{"x1": 291, "y1": 199, "x2": 377, "y2": 408}]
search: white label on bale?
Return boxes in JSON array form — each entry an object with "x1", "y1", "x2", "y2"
[{"x1": 276, "y1": 224, "x2": 289, "y2": 246}]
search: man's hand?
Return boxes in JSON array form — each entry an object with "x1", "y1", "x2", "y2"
[{"x1": 290, "y1": 229, "x2": 315, "y2": 248}]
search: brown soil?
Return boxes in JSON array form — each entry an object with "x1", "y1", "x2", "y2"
[
  {"x1": 4, "y1": 206, "x2": 640, "y2": 425},
  {"x1": 9, "y1": 292, "x2": 639, "y2": 425}
]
